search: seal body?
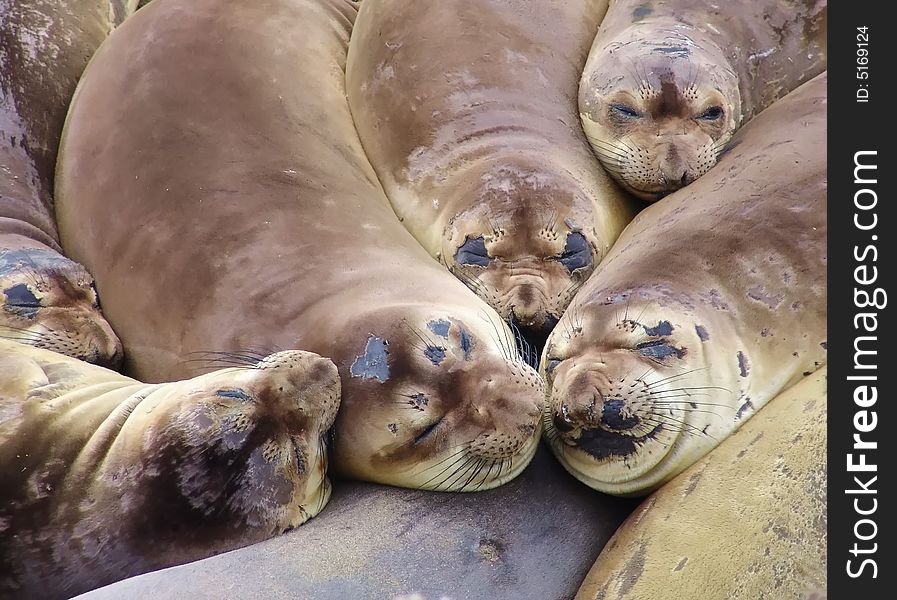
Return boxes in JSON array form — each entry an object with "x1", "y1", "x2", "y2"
[
  {"x1": 542, "y1": 73, "x2": 827, "y2": 495},
  {"x1": 56, "y1": 0, "x2": 543, "y2": 491},
  {"x1": 1, "y1": 0, "x2": 122, "y2": 366},
  {"x1": 347, "y1": 0, "x2": 640, "y2": 334},
  {"x1": 575, "y1": 367, "x2": 827, "y2": 600},
  {"x1": 0, "y1": 340, "x2": 340, "y2": 599},
  {"x1": 73, "y1": 446, "x2": 636, "y2": 600},
  {"x1": 579, "y1": 0, "x2": 827, "y2": 199}
]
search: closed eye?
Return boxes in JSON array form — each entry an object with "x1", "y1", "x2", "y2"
[
  {"x1": 610, "y1": 103, "x2": 641, "y2": 119},
  {"x1": 454, "y1": 235, "x2": 490, "y2": 267},
  {"x1": 414, "y1": 417, "x2": 443, "y2": 445},
  {"x1": 697, "y1": 106, "x2": 723, "y2": 120}
]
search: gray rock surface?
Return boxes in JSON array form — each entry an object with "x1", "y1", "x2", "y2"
[{"x1": 77, "y1": 446, "x2": 634, "y2": 599}]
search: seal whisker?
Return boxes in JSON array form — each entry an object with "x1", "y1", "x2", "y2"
[
  {"x1": 638, "y1": 367, "x2": 708, "y2": 388},
  {"x1": 476, "y1": 460, "x2": 498, "y2": 490},
  {"x1": 458, "y1": 459, "x2": 486, "y2": 492},
  {"x1": 413, "y1": 446, "x2": 471, "y2": 479},
  {"x1": 651, "y1": 404, "x2": 731, "y2": 418},
  {"x1": 447, "y1": 457, "x2": 482, "y2": 492},
  {"x1": 436, "y1": 456, "x2": 478, "y2": 491}
]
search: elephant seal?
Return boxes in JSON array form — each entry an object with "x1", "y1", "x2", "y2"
[
  {"x1": 346, "y1": 0, "x2": 640, "y2": 335},
  {"x1": 575, "y1": 367, "x2": 827, "y2": 600},
  {"x1": 56, "y1": 0, "x2": 543, "y2": 491},
  {"x1": 579, "y1": 0, "x2": 827, "y2": 200},
  {"x1": 1, "y1": 0, "x2": 123, "y2": 366},
  {"x1": 0, "y1": 339, "x2": 340, "y2": 599},
  {"x1": 542, "y1": 72, "x2": 827, "y2": 495},
  {"x1": 72, "y1": 445, "x2": 636, "y2": 600}
]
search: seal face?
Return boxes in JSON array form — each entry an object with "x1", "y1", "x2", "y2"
[
  {"x1": 0, "y1": 342, "x2": 340, "y2": 599},
  {"x1": 542, "y1": 299, "x2": 734, "y2": 494},
  {"x1": 334, "y1": 308, "x2": 544, "y2": 491},
  {"x1": 545, "y1": 74, "x2": 827, "y2": 495},
  {"x1": 0, "y1": 248, "x2": 122, "y2": 367},
  {"x1": 579, "y1": 39, "x2": 740, "y2": 200},
  {"x1": 443, "y1": 186, "x2": 596, "y2": 333},
  {"x1": 575, "y1": 368, "x2": 827, "y2": 600},
  {"x1": 579, "y1": 0, "x2": 827, "y2": 200}
]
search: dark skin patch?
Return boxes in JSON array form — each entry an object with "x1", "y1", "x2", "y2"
[
  {"x1": 349, "y1": 335, "x2": 390, "y2": 382},
  {"x1": 735, "y1": 398, "x2": 754, "y2": 420},
  {"x1": 737, "y1": 351, "x2": 750, "y2": 377},
  {"x1": 695, "y1": 324, "x2": 709, "y2": 341},
  {"x1": 410, "y1": 393, "x2": 429, "y2": 408},
  {"x1": 575, "y1": 423, "x2": 663, "y2": 460},
  {"x1": 632, "y1": 5, "x2": 652, "y2": 19},
  {"x1": 454, "y1": 235, "x2": 490, "y2": 267},
  {"x1": 643, "y1": 320, "x2": 673, "y2": 337},
  {"x1": 215, "y1": 389, "x2": 254, "y2": 402},
  {"x1": 427, "y1": 319, "x2": 451, "y2": 339},
  {"x1": 459, "y1": 327, "x2": 473, "y2": 360},
  {"x1": 3, "y1": 283, "x2": 40, "y2": 319},
  {"x1": 557, "y1": 232, "x2": 591, "y2": 272}
]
